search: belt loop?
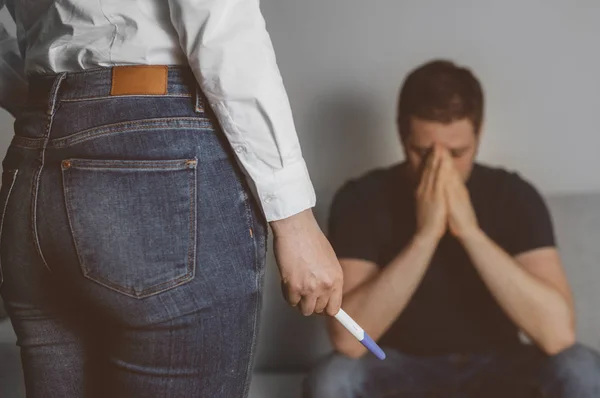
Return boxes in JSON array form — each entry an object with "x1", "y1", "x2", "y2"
[
  {"x1": 195, "y1": 85, "x2": 205, "y2": 113},
  {"x1": 47, "y1": 72, "x2": 67, "y2": 116}
]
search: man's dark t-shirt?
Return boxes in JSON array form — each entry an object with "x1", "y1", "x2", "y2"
[{"x1": 328, "y1": 163, "x2": 555, "y2": 356}]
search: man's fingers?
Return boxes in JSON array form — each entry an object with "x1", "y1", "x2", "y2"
[
  {"x1": 437, "y1": 150, "x2": 452, "y2": 192},
  {"x1": 442, "y1": 150, "x2": 458, "y2": 177},
  {"x1": 417, "y1": 159, "x2": 432, "y2": 194},
  {"x1": 417, "y1": 147, "x2": 433, "y2": 192},
  {"x1": 441, "y1": 152, "x2": 467, "y2": 205},
  {"x1": 431, "y1": 149, "x2": 446, "y2": 195},
  {"x1": 424, "y1": 147, "x2": 442, "y2": 195},
  {"x1": 418, "y1": 146, "x2": 437, "y2": 188},
  {"x1": 444, "y1": 157, "x2": 463, "y2": 189}
]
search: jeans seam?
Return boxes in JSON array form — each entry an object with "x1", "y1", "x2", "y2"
[
  {"x1": 10, "y1": 118, "x2": 213, "y2": 150},
  {"x1": 65, "y1": 158, "x2": 195, "y2": 170},
  {"x1": 59, "y1": 94, "x2": 192, "y2": 102},
  {"x1": 242, "y1": 188, "x2": 254, "y2": 241},
  {"x1": 60, "y1": 160, "x2": 198, "y2": 299},
  {"x1": 61, "y1": 166, "x2": 84, "y2": 279},
  {"x1": 31, "y1": 73, "x2": 66, "y2": 274},
  {"x1": 10, "y1": 136, "x2": 45, "y2": 149},
  {"x1": 195, "y1": 87, "x2": 205, "y2": 113},
  {"x1": 241, "y1": 231, "x2": 262, "y2": 397},
  {"x1": 187, "y1": 163, "x2": 198, "y2": 283},
  {"x1": 50, "y1": 117, "x2": 213, "y2": 148},
  {"x1": 0, "y1": 169, "x2": 19, "y2": 287},
  {"x1": 241, "y1": 187, "x2": 267, "y2": 396}
]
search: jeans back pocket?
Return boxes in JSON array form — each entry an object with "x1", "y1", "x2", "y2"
[
  {"x1": 61, "y1": 158, "x2": 198, "y2": 298},
  {"x1": 0, "y1": 169, "x2": 19, "y2": 288}
]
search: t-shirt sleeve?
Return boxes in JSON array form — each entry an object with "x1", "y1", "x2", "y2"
[
  {"x1": 504, "y1": 174, "x2": 556, "y2": 256},
  {"x1": 328, "y1": 182, "x2": 380, "y2": 265}
]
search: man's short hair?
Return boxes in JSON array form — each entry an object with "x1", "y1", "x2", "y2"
[{"x1": 397, "y1": 60, "x2": 484, "y2": 140}]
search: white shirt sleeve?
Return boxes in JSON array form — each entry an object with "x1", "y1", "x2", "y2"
[
  {"x1": 167, "y1": 0, "x2": 316, "y2": 221},
  {"x1": 0, "y1": 1, "x2": 28, "y2": 117}
]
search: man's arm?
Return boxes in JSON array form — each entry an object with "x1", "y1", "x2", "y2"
[
  {"x1": 0, "y1": 3, "x2": 28, "y2": 117},
  {"x1": 443, "y1": 150, "x2": 575, "y2": 355},
  {"x1": 327, "y1": 235, "x2": 438, "y2": 358},
  {"x1": 327, "y1": 145, "x2": 448, "y2": 357},
  {"x1": 459, "y1": 233, "x2": 574, "y2": 355}
]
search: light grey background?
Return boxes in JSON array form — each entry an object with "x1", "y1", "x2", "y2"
[
  {"x1": 0, "y1": 9, "x2": 15, "y2": 152},
  {"x1": 1, "y1": 1, "x2": 599, "y2": 372}
]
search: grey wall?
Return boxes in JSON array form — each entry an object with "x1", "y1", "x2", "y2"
[
  {"x1": 1, "y1": 1, "x2": 599, "y2": 372},
  {"x1": 260, "y1": 0, "x2": 600, "y2": 199},
  {"x1": 0, "y1": 9, "x2": 15, "y2": 151}
]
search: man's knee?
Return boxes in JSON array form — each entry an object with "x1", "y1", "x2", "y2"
[
  {"x1": 303, "y1": 353, "x2": 365, "y2": 398},
  {"x1": 541, "y1": 343, "x2": 600, "y2": 397}
]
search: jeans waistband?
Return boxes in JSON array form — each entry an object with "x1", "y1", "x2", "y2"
[{"x1": 26, "y1": 66, "x2": 199, "y2": 110}]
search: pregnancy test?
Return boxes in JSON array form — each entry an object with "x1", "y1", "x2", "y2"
[{"x1": 334, "y1": 309, "x2": 386, "y2": 360}]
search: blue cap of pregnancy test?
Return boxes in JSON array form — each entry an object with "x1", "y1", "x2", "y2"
[{"x1": 360, "y1": 333, "x2": 386, "y2": 360}]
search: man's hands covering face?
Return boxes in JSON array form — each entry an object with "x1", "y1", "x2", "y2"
[{"x1": 415, "y1": 145, "x2": 478, "y2": 242}]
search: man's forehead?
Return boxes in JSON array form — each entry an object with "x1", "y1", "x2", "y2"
[
  {"x1": 408, "y1": 120, "x2": 476, "y2": 148},
  {"x1": 408, "y1": 137, "x2": 473, "y2": 150}
]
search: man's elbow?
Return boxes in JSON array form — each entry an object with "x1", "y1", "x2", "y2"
[
  {"x1": 330, "y1": 334, "x2": 368, "y2": 359},
  {"x1": 540, "y1": 325, "x2": 576, "y2": 356}
]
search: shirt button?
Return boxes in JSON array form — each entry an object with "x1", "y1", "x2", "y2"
[
  {"x1": 235, "y1": 145, "x2": 247, "y2": 154},
  {"x1": 263, "y1": 194, "x2": 276, "y2": 203}
]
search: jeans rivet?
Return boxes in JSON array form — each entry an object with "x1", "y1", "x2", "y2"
[
  {"x1": 185, "y1": 160, "x2": 197, "y2": 168},
  {"x1": 62, "y1": 160, "x2": 72, "y2": 169}
]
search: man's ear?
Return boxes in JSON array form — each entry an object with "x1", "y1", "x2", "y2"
[
  {"x1": 399, "y1": 135, "x2": 410, "y2": 160},
  {"x1": 473, "y1": 126, "x2": 483, "y2": 157}
]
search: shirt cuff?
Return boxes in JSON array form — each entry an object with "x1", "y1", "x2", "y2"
[{"x1": 253, "y1": 159, "x2": 316, "y2": 222}]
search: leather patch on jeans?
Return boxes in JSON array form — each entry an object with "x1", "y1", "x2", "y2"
[{"x1": 110, "y1": 65, "x2": 168, "y2": 96}]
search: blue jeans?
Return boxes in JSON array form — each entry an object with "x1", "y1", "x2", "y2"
[
  {"x1": 304, "y1": 344, "x2": 600, "y2": 397},
  {"x1": 0, "y1": 67, "x2": 268, "y2": 397}
]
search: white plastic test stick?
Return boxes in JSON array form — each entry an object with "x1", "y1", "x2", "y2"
[{"x1": 334, "y1": 309, "x2": 386, "y2": 360}]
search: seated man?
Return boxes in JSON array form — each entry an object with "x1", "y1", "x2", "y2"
[{"x1": 304, "y1": 60, "x2": 600, "y2": 398}]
